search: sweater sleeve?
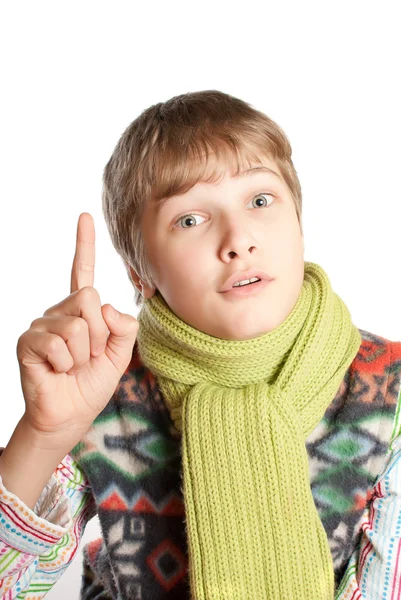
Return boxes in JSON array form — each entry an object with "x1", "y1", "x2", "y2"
[
  {"x1": 335, "y1": 431, "x2": 401, "y2": 598},
  {"x1": 0, "y1": 446, "x2": 97, "y2": 599}
]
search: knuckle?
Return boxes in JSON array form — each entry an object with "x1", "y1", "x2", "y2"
[
  {"x1": 66, "y1": 317, "x2": 88, "y2": 337},
  {"x1": 130, "y1": 318, "x2": 139, "y2": 331},
  {"x1": 76, "y1": 260, "x2": 94, "y2": 275},
  {"x1": 47, "y1": 335, "x2": 65, "y2": 355},
  {"x1": 79, "y1": 286, "x2": 100, "y2": 303},
  {"x1": 43, "y1": 304, "x2": 60, "y2": 317},
  {"x1": 29, "y1": 317, "x2": 42, "y2": 329}
]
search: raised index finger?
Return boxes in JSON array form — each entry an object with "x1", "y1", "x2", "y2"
[{"x1": 70, "y1": 212, "x2": 95, "y2": 294}]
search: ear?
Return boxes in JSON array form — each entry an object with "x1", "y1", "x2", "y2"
[{"x1": 126, "y1": 264, "x2": 157, "y2": 299}]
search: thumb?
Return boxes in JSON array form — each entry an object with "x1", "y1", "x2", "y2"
[{"x1": 101, "y1": 303, "x2": 139, "y2": 370}]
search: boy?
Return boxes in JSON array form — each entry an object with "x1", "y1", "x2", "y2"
[{"x1": 1, "y1": 89, "x2": 401, "y2": 599}]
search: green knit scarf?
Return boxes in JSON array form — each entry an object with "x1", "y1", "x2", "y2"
[{"x1": 136, "y1": 261, "x2": 361, "y2": 599}]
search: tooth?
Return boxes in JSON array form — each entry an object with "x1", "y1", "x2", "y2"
[
  {"x1": 232, "y1": 277, "x2": 260, "y2": 288},
  {"x1": 233, "y1": 279, "x2": 250, "y2": 287}
]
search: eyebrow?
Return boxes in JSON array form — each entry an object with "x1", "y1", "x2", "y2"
[
  {"x1": 154, "y1": 166, "x2": 282, "y2": 215},
  {"x1": 238, "y1": 166, "x2": 282, "y2": 179}
]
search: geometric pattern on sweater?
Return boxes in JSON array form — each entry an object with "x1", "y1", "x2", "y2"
[
  {"x1": 306, "y1": 328, "x2": 401, "y2": 589},
  {"x1": 68, "y1": 328, "x2": 401, "y2": 599},
  {"x1": 70, "y1": 344, "x2": 189, "y2": 599}
]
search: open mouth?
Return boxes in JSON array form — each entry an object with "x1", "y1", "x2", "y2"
[
  {"x1": 222, "y1": 278, "x2": 271, "y2": 297},
  {"x1": 232, "y1": 278, "x2": 261, "y2": 288}
]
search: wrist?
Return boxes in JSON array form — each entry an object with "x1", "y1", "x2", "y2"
[
  {"x1": 0, "y1": 416, "x2": 77, "y2": 511},
  {"x1": 18, "y1": 414, "x2": 89, "y2": 454}
]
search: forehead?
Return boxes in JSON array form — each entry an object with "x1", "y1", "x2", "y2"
[
  {"x1": 219, "y1": 152, "x2": 281, "y2": 178},
  {"x1": 152, "y1": 153, "x2": 284, "y2": 216},
  {"x1": 190, "y1": 151, "x2": 283, "y2": 185}
]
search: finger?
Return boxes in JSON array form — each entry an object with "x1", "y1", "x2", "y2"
[
  {"x1": 18, "y1": 330, "x2": 76, "y2": 374},
  {"x1": 70, "y1": 213, "x2": 95, "y2": 294},
  {"x1": 101, "y1": 304, "x2": 139, "y2": 372},
  {"x1": 30, "y1": 315, "x2": 91, "y2": 371},
  {"x1": 44, "y1": 286, "x2": 110, "y2": 357}
]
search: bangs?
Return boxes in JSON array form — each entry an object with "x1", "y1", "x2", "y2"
[{"x1": 149, "y1": 136, "x2": 278, "y2": 206}]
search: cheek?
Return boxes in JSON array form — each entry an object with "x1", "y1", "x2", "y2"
[
  {"x1": 154, "y1": 242, "x2": 209, "y2": 287},
  {"x1": 264, "y1": 221, "x2": 303, "y2": 269},
  {"x1": 175, "y1": 247, "x2": 211, "y2": 280}
]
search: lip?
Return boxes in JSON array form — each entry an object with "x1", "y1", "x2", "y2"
[
  {"x1": 219, "y1": 269, "x2": 273, "y2": 293},
  {"x1": 220, "y1": 278, "x2": 272, "y2": 297}
]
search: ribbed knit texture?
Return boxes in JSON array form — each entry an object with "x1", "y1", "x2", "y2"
[{"x1": 136, "y1": 261, "x2": 362, "y2": 599}]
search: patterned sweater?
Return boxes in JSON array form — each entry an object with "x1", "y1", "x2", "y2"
[{"x1": 1, "y1": 329, "x2": 401, "y2": 599}]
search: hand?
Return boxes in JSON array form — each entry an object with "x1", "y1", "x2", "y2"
[{"x1": 16, "y1": 212, "x2": 139, "y2": 444}]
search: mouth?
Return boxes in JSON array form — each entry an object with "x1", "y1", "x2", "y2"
[
  {"x1": 220, "y1": 278, "x2": 272, "y2": 298},
  {"x1": 219, "y1": 269, "x2": 273, "y2": 293}
]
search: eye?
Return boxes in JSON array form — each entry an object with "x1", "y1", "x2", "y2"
[
  {"x1": 249, "y1": 193, "x2": 274, "y2": 209},
  {"x1": 174, "y1": 214, "x2": 206, "y2": 229},
  {"x1": 173, "y1": 193, "x2": 274, "y2": 229}
]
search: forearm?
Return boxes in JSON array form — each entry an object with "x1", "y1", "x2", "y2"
[{"x1": 0, "y1": 416, "x2": 83, "y2": 510}]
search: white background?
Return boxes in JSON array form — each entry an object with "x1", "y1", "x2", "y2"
[{"x1": 0, "y1": 1, "x2": 400, "y2": 598}]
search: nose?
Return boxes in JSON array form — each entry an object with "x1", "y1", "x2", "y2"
[{"x1": 218, "y1": 214, "x2": 257, "y2": 262}]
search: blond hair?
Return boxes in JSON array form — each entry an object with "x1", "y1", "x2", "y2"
[{"x1": 102, "y1": 89, "x2": 303, "y2": 309}]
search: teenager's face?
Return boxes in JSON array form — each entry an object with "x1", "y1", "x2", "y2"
[{"x1": 129, "y1": 154, "x2": 305, "y2": 340}]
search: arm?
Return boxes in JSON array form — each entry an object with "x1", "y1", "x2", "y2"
[
  {"x1": 0, "y1": 416, "x2": 89, "y2": 510},
  {"x1": 335, "y1": 432, "x2": 401, "y2": 598},
  {"x1": 0, "y1": 447, "x2": 96, "y2": 599}
]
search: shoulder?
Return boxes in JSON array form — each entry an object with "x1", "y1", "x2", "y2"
[{"x1": 353, "y1": 328, "x2": 401, "y2": 378}]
